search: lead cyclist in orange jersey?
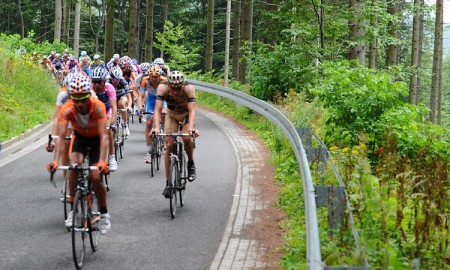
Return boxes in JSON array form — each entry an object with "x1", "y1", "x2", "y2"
[{"x1": 48, "y1": 74, "x2": 111, "y2": 234}]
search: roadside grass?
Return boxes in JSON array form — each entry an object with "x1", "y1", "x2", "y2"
[{"x1": 0, "y1": 46, "x2": 57, "y2": 142}]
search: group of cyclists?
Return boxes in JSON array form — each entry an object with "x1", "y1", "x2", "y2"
[{"x1": 43, "y1": 49, "x2": 199, "y2": 235}]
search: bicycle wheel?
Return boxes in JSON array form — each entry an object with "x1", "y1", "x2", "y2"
[
  {"x1": 88, "y1": 186, "x2": 100, "y2": 251},
  {"x1": 72, "y1": 191, "x2": 87, "y2": 270},
  {"x1": 168, "y1": 156, "x2": 179, "y2": 219},
  {"x1": 150, "y1": 138, "x2": 157, "y2": 177},
  {"x1": 119, "y1": 125, "x2": 125, "y2": 159},
  {"x1": 103, "y1": 172, "x2": 110, "y2": 192},
  {"x1": 179, "y1": 151, "x2": 188, "y2": 207},
  {"x1": 155, "y1": 138, "x2": 162, "y2": 171},
  {"x1": 62, "y1": 172, "x2": 69, "y2": 221}
]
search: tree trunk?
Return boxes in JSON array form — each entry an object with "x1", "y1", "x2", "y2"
[
  {"x1": 54, "y1": 0, "x2": 62, "y2": 41},
  {"x1": 63, "y1": 0, "x2": 71, "y2": 45},
  {"x1": 128, "y1": 0, "x2": 137, "y2": 57},
  {"x1": 232, "y1": 0, "x2": 241, "y2": 80},
  {"x1": 205, "y1": 0, "x2": 215, "y2": 72},
  {"x1": 348, "y1": 0, "x2": 366, "y2": 65},
  {"x1": 429, "y1": 0, "x2": 443, "y2": 123},
  {"x1": 224, "y1": 0, "x2": 231, "y2": 85},
  {"x1": 238, "y1": 0, "x2": 252, "y2": 83},
  {"x1": 386, "y1": 0, "x2": 400, "y2": 66},
  {"x1": 104, "y1": 0, "x2": 115, "y2": 60},
  {"x1": 145, "y1": 0, "x2": 155, "y2": 61},
  {"x1": 160, "y1": 0, "x2": 169, "y2": 58},
  {"x1": 18, "y1": 0, "x2": 25, "y2": 38},
  {"x1": 73, "y1": 0, "x2": 81, "y2": 56},
  {"x1": 408, "y1": 0, "x2": 424, "y2": 104},
  {"x1": 368, "y1": 17, "x2": 377, "y2": 69}
]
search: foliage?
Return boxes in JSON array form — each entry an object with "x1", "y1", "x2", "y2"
[
  {"x1": 0, "y1": 33, "x2": 70, "y2": 57},
  {"x1": 153, "y1": 21, "x2": 201, "y2": 71},
  {"x1": 310, "y1": 60, "x2": 408, "y2": 149},
  {"x1": 0, "y1": 43, "x2": 56, "y2": 141}
]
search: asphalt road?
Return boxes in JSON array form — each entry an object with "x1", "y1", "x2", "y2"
[{"x1": 0, "y1": 111, "x2": 238, "y2": 270}]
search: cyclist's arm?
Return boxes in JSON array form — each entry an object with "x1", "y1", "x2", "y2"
[
  {"x1": 98, "y1": 119, "x2": 109, "y2": 163},
  {"x1": 152, "y1": 99, "x2": 163, "y2": 134},
  {"x1": 185, "y1": 84, "x2": 196, "y2": 131}
]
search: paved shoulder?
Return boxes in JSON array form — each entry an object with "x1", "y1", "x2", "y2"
[{"x1": 200, "y1": 107, "x2": 285, "y2": 270}]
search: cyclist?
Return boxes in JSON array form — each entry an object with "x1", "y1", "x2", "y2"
[
  {"x1": 137, "y1": 65, "x2": 167, "y2": 163},
  {"x1": 65, "y1": 55, "x2": 79, "y2": 72},
  {"x1": 91, "y1": 67, "x2": 118, "y2": 172},
  {"x1": 108, "y1": 66, "x2": 132, "y2": 136},
  {"x1": 152, "y1": 71, "x2": 199, "y2": 198},
  {"x1": 45, "y1": 73, "x2": 77, "y2": 179},
  {"x1": 153, "y1": 58, "x2": 170, "y2": 77},
  {"x1": 90, "y1": 54, "x2": 106, "y2": 71},
  {"x1": 79, "y1": 52, "x2": 92, "y2": 76},
  {"x1": 107, "y1": 53, "x2": 120, "y2": 70},
  {"x1": 47, "y1": 74, "x2": 111, "y2": 234}
]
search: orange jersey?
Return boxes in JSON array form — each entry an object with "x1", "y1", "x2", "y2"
[{"x1": 59, "y1": 98, "x2": 107, "y2": 137}]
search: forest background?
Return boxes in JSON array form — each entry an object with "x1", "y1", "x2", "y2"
[{"x1": 1, "y1": 0, "x2": 450, "y2": 269}]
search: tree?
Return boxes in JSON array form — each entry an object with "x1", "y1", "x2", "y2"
[
  {"x1": 63, "y1": 0, "x2": 71, "y2": 45},
  {"x1": 144, "y1": 0, "x2": 155, "y2": 61},
  {"x1": 232, "y1": 0, "x2": 241, "y2": 79},
  {"x1": 17, "y1": 0, "x2": 24, "y2": 38},
  {"x1": 88, "y1": 0, "x2": 106, "y2": 53},
  {"x1": 238, "y1": 0, "x2": 252, "y2": 83},
  {"x1": 73, "y1": 0, "x2": 81, "y2": 56},
  {"x1": 224, "y1": 0, "x2": 231, "y2": 85},
  {"x1": 430, "y1": 0, "x2": 443, "y2": 123},
  {"x1": 386, "y1": 0, "x2": 401, "y2": 66},
  {"x1": 348, "y1": 0, "x2": 365, "y2": 64},
  {"x1": 128, "y1": 0, "x2": 138, "y2": 58},
  {"x1": 104, "y1": 0, "x2": 115, "y2": 60},
  {"x1": 409, "y1": 0, "x2": 424, "y2": 104},
  {"x1": 205, "y1": 0, "x2": 215, "y2": 72},
  {"x1": 54, "y1": 0, "x2": 62, "y2": 41}
]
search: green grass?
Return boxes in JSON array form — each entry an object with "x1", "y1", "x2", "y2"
[{"x1": 0, "y1": 45, "x2": 57, "y2": 142}]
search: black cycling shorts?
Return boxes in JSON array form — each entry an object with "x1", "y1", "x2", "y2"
[{"x1": 72, "y1": 132, "x2": 100, "y2": 165}]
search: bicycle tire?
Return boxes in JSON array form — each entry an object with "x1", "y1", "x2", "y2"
[
  {"x1": 103, "y1": 172, "x2": 110, "y2": 192},
  {"x1": 88, "y1": 183, "x2": 100, "y2": 251},
  {"x1": 150, "y1": 138, "x2": 157, "y2": 177},
  {"x1": 63, "y1": 172, "x2": 70, "y2": 221},
  {"x1": 169, "y1": 156, "x2": 179, "y2": 219},
  {"x1": 179, "y1": 151, "x2": 188, "y2": 207},
  {"x1": 72, "y1": 191, "x2": 87, "y2": 270},
  {"x1": 155, "y1": 138, "x2": 161, "y2": 171}
]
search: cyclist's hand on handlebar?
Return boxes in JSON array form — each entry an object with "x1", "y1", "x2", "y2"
[
  {"x1": 45, "y1": 141, "x2": 56, "y2": 152},
  {"x1": 96, "y1": 160, "x2": 109, "y2": 174},
  {"x1": 189, "y1": 129, "x2": 200, "y2": 137},
  {"x1": 47, "y1": 160, "x2": 59, "y2": 173},
  {"x1": 109, "y1": 123, "x2": 117, "y2": 133},
  {"x1": 151, "y1": 128, "x2": 159, "y2": 136}
]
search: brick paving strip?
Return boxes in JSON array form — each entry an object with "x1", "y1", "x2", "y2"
[{"x1": 201, "y1": 107, "x2": 285, "y2": 270}]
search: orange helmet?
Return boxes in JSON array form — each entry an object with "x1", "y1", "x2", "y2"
[{"x1": 148, "y1": 65, "x2": 161, "y2": 77}]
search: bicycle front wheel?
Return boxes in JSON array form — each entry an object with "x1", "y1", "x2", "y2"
[
  {"x1": 179, "y1": 151, "x2": 188, "y2": 207},
  {"x1": 88, "y1": 187, "x2": 100, "y2": 251},
  {"x1": 72, "y1": 191, "x2": 87, "y2": 270},
  {"x1": 169, "y1": 156, "x2": 179, "y2": 219}
]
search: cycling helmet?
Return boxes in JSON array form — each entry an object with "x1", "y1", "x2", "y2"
[
  {"x1": 140, "y1": 62, "x2": 151, "y2": 72},
  {"x1": 167, "y1": 71, "x2": 185, "y2": 87},
  {"x1": 93, "y1": 54, "x2": 101, "y2": 60},
  {"x1": 91, "y1": 67, "x2": 108, "y2": 80},
  {"x1": 154, "y1": 58, "x2": 165, "y2": 65},
  {"x1": 110, "y1": 66, "x2": 123, "y2": 79},
  {"x1": 64, "y1": 48, "x2": 70, "y2": 53},
  {"x1": 55, "y1": 53, "x2": 61, "y2": 58},
  {"x1": 80, "y1": 51, "x2": 87, "y2": 56},
  {"x1": 131, "y1": 58, "x2": 138, "y2": 65},
  {"x1": 148, "y1": 65, "x2": 161, "y2": 76},
  {"x1": 118, "y1": 57, "x2": 129, "y2": 68},
  {"x1": 68, "y1": 75, "x2": 91, "y2": 95},
  {"x1": 113, "y1": 53, "x2": 120, "y2": 60}
]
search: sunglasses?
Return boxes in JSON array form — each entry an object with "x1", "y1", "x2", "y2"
[
  {"x1": 70, "y1": 93, "x2": 91, "y2": 101},
  {"x1": 92, "y1": 80, "x2": 103, "y2": 84}
]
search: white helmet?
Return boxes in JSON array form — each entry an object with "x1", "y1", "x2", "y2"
[
  {"x1": 110, "y1": 66, "x2": 123, "y2": 79},
  {"x1": 154, "y1": 58, "x2": 165, "y2": 65}
]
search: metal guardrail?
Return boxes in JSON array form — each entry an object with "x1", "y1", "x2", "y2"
[{"x1": 190, "y1": 80, "x2": 323, "y2": 270}]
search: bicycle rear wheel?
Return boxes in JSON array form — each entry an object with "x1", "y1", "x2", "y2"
[
  {"x1": 169, "y1": 156, "x2": 179, "y2": 219},
  {"x1": 72, "y1": 191, "x2": 87, "y2": 270}
]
